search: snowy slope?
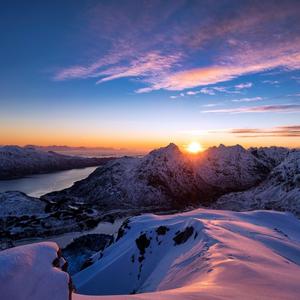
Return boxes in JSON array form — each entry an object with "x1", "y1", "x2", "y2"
[
  {"x1": 0, "y1": 145, "x2": 112, "y2": 179},
  {"x1": 72, "y1": 208, "x2": 300, "y2": 299},
  {"x1": 0, "y1": 191, "x2": 46, "y2": 218},
  {"x1": 249, "y1": 146, "x2": 290, "y2": 169},
  {"x1": 215, "y1": 150, "x2": 300, "y2": 216},
  {"x1": 2, "y1": 208, "x2": 300, "y2": 300},
  {"x1": 0, "y1": 242, "x2": 70, "y2": 300},
  {"x1": 195, "y1": 144, "x2": 270, "y2": 191}
]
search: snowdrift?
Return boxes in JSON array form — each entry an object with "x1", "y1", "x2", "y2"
[{"x1": 0, "y1": 242, "x2": 70, "y2": 300}]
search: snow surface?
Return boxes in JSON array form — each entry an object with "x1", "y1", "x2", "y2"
[
  {"x1": 72, "y1": 208, "x2": 300, "y2": 300},
  {"x1": 0, "y1": 191, "x2": 46, "y2": 217},
  {"x1": 0, "y1": 242, "x2": 69, "y2": 300}
]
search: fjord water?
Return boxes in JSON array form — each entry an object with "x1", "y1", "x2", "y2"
[{"x1": 0, "y1": 166, "x2": 97, "y2": 197}]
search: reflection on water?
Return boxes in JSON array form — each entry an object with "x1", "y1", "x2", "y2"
[{"x1": 0, "y1": 166, "x2": 98, "y2": 197}]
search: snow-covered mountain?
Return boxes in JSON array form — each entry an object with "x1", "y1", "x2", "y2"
[
  {"x1": 194, "y1": 144, "x2": 271, "y2": 192},
  {"x1": 0, "y1": 145, "x2": 113, "y2": 179},
  {"x1": 215, "y1": 150, "x2": 300, "y2": 216},
  {"x1": 249, "y1": 146, "x2": 290, "y2": 169},
  {"x1": 43, "y1": 143, "x2": 278, "y2": 211},
  {"x1": 42, "y1": 143, "x2": 213, "y2": 210},
  {"x1": 2, "y1": 208, "x2": 300, "y2": 300}
]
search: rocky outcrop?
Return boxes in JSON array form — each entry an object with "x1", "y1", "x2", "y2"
[{"x1": 62, "y1": 234, "x2": 113, "y2": 275}]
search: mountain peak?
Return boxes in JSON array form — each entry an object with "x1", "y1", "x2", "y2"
[{"x1": 148, "y1": 143, "x2": 181, "y2": 157}]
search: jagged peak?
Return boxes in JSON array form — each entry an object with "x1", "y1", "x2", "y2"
[
  {"x1": 147, "y1": 143, "x2": 181, "y2": 157},
  {"x1": 205, "y1": 144, "x2": 246, "y2": 154}
]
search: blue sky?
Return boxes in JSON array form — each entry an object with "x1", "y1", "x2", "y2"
[{"x1": 0, "y1": 0, "x2": 300, "y2": 149}]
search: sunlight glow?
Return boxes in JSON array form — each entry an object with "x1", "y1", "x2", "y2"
[{"x1": 186, "y1": 141, "x2": 203, "y2": 153}]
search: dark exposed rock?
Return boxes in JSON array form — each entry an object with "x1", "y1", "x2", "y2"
[
  {"x1": 116, "y1": 219, "x2": 131, "y2": 241},
  {"x1": 156, "y1": 226, "x2": 169, "y2": 235},
  {"x1": 136, "y1": 233, "x2": 150, "y2": 256},
  {"x1": 173, "y1": 226, "x2": 194, "y2": 245}
]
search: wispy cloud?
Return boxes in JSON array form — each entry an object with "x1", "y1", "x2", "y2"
[
  {"x1": 186, "y1": 84, "x2": 246, "y2": 97},
  {"x1": 212, "y1": 86, "x2": 240, "y2": 94},
  {"x1": 232, "y1": 97, "x2": 263, "y2": 102},
  {"x1": 291, "y1": 76, "x2": 300, "y2": 83},
  {"x1": 262, "y1": 80, "x2": 280, "y2": 85},
  {"x1": 235, "y1": 82, "x2": 253, "y2": 89},
  {"x1": 53, "y1": 0, "x2": 300, "y2": 93},
  {"x1": 202, "y1": 103, "x2": 218, "y2": 107},
  {"x1": 169, "y1": 92, "x2": 185, "y2": 99},
  {"x1": 202, "y1": 104, "x2": 300, "y2": 114},
  {"x1": 199, "y1": 88, "x2": 215, "y2": 95}
]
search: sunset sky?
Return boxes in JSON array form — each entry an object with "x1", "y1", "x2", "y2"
[{"x1": 1, "y1": 0, "x2": 300, "y2": 150}]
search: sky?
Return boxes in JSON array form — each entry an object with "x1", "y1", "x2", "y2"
[{"x1": 1, "y1": 0, "x2": 300, "y2": 151}]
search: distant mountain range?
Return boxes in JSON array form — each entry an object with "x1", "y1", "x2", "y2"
[
  {"x1": 24, "y1": 145, "x2": 121, "y2": 151},
  {"x1": 0, "y1": 145, "x2": 114, "y2": 179}
]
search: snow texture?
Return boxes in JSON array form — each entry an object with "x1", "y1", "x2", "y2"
[
  {"x1": 0, "y1": 242, "x2": 70, "y2": 300},
  {"x1": 72, "y1": 208, "x2": 300, "y2": 300},
  {"x1": 215, "y1": 150, "x2": 300, "y2": 216}
]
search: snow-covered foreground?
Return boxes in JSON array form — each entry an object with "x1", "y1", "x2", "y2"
[
  {"x1": 72, "y1": 209, "x2": 300, "y2": 299},
  {"x1": 2, "y1": 209, "x2": 299, "y2": 300},
  {"x1": 0, "y1": 242, "x2": 70, "y2": 300}
]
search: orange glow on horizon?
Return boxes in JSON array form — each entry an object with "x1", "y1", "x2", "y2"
[{"x1": 1, "y1": 125, "x2": 300, "y2": 151}]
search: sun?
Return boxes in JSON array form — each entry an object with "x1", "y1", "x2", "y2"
[{"x1": 186, "y1": 141, "x2": 203, "y2": 154}]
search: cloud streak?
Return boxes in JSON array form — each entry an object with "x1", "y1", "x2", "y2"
[
  {"x1": 202, "y1": 104, "x2": 300, "y2": 114},
  {"x1": 229, "y1": 125, "x2": 300, "y2": 137},
  {"x1": 232, "y1": 97, "x2": 263, "y2": 102}
]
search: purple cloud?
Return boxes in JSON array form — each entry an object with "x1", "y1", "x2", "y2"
[
  {"x1": 202, "y1": 104, "x2": 300, "y2": 113},
  {"x1": 229, "y1": 125, "x2": 300, "y2": 137}
]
